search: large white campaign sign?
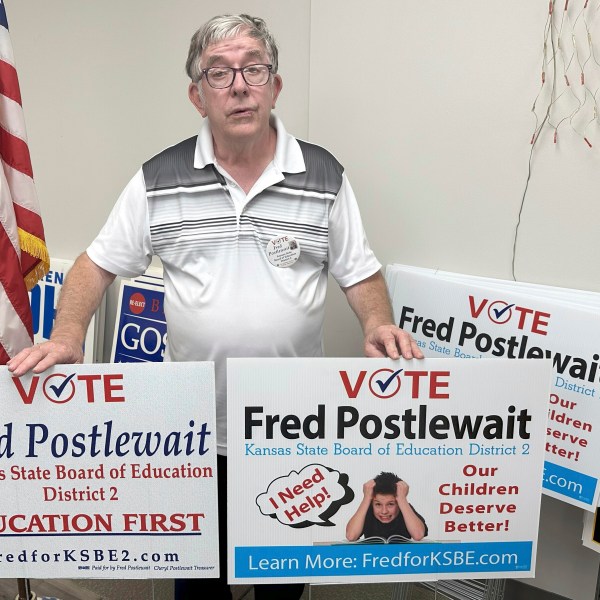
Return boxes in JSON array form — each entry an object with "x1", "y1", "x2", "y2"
[
  {"x1": 228, "y1": 357, "x2": 550, "y2": 585},
  {"x1": 387, "y1": 264, "x2": 600, "y2": 511},
  {"x1": 0, "y1": 362, "x2": 218, "y2": 579}
]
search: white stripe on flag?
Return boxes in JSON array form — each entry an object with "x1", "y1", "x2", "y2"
[
  {"x1": 0, "y1": 162, "x2": 18, "y2": 252},
  {"x1": 2, "y1": 160, "x2": 37, "y2": 214},
  {"x1": 0, "y1": 25, "x2": 14, "y2": 65},
  {"x1": 0, "y1": 282, "x2": 31, "y2": 356},
  {"x1": 0, "y1": 93, "x2": 27, "y2": 140}
]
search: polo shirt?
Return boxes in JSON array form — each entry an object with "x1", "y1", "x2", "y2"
[{"x1": 87, "y1": 116, "x2": 381, "y2": 454}]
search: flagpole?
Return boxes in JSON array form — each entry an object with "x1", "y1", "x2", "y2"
[{"x1": 17, "y1": 578, "x2": 31, "y2": 600}]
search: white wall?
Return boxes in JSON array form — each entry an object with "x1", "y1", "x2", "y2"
[
  {"x1": 7, "y1": 1, "x2": 600, "y2": 598},
  {"x1": 310, "y1": 3, "x2": 600, "y2": 596},
  {"x1": 8, "y1": 0, "x2": 310, "y2": 256}
]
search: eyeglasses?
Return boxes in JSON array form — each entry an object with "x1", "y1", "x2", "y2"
[{"x1": 200, "y1": 64, "x2": 273, "y2": 89}]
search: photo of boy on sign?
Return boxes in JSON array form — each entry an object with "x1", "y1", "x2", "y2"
[{"x1": 345, "y1": 472, "x2": 428, "y2": 543}]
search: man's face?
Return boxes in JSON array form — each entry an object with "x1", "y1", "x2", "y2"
[
  {"x1": 190, "y1": 33, "x2": 282, "y2": 143},
  {"x1": 372, "y1": 494, "x2": 399, "y2": 524}
]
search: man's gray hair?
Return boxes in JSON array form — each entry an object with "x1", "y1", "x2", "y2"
[{"x1": 186, "y1": 14, "x2": 279, "y2": 83}]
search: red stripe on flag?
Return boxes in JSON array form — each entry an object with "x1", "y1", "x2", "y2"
[
  {"x1": 0, "y1": 126, "x2": 33, "y2": 178},
  {"x1": 13, "y1": 203, "x2": 46, "y2": 283},
  {"x1": 0, "y1": 344, "x2": 10, "y2": 365},
  {"x1": 13, "y1": 201, "x2": 45, "y2": 241},
  {"x1": 20, "y1": 248, "x2": 41, "y2": 282},
  {"x1": 0, "y1": 60, "x2": 22, "y2": 105},
  {"x1": 0, "y1": 222, "x2": 33, "y2": 337}
]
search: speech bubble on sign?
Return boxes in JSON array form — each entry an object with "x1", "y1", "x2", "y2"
[{"x1": 256, "y1": 463, "x2": 354, "y2": 528}]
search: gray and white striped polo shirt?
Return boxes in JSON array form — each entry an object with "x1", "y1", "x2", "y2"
[{"x1": 88, "y1": 117, "x2": 380, "y2": 451}]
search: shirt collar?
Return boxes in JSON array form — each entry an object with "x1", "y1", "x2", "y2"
[{"x1": 193, "y1": 114, "x2": 305, "y2": 175}]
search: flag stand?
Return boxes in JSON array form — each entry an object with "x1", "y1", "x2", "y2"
[{"x1": 17, "y1": 578, "x2": 33, "y2": 600}]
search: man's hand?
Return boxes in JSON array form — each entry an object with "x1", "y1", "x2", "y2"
[
  {"x1": 364, "y1": 324, "x2": 424, "y2": 360},
  {"x1": 7, "y1": 337, "x2": 83, "y2": 376},
  {"x1": 7, "y1": 252, "x2": 115, "y2": 376}
]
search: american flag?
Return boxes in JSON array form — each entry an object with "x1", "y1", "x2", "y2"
[{"x1": 0, "y1": 0, "x2": 49, "y2": 364}]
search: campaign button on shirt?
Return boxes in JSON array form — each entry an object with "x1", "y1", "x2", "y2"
[{"x1": 266, "y1": 235, "x2": 301, "y2": 268}]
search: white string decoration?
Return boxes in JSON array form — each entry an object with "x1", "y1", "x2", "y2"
[
  {"x1": 531, "y1": 0, "x2": 600, "y2": 147},
  {"x1": 512, "y1": 1, "x2": 600, "y2": 280}
]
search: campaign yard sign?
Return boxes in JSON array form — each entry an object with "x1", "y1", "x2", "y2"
[
  {"x1": 0, "y1": 362, "x2": 218, "y2": 579},
  {"x1": 111, "y1": 271, "x2": 166, "y2": 363},
  {"x1": 227, "y1": 357, "x2": 550, "y2": 585},
  {"x1": 386, "y1": 264, "x2": 600, "y2": 511}
]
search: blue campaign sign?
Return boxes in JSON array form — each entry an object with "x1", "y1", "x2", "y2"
[
  {"x1": 29, "y1": 266, "x2": 65, "y2": 341},
  {"x1": 29, "y1": 258, "x2": 99, "y2": 362},
  {"x1": 111, "y1": 279, "x2": 167, "y2": 363}
]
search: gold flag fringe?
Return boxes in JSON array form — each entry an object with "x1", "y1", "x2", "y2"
[{"x1": 18, "y1": 227, "x2": 50, "y2": 291}]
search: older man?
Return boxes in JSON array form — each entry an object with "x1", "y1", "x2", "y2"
[{"x1": 9, "y1": 13, "x2": 422, "y2": 600}]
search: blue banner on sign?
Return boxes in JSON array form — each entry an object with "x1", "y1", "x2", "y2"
[
  {"x1": 543, "y1": 461, "x2": 597, "y2": 505},
  {"x1": 235, "y1": 541, "x2": 532, "y2": 578},
  {"x1": 113, "y1": 283, "x2": 167, "y2": 363}
]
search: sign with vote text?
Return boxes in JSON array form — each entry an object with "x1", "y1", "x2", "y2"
[
  {"x1": 0, "y1": 362, "x2": 217, "y2": 578},
  {"x1": 387, "y1": 264, "x2": 600, "y2": 511},
  {"x1": 227, "y1": 357, "x2": 550, "y2": 585}
]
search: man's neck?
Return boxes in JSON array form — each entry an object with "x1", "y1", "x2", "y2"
[{"x1": 213, "y1": 124, "x2": 277, "y2": 194}]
